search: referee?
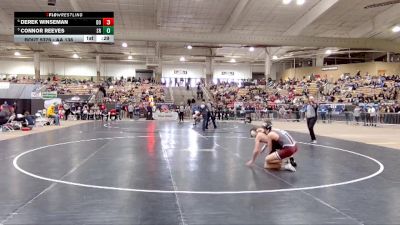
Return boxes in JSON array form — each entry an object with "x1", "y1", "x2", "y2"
[{"x1": 306, "y1": 96, "x2": 318, "y2": 144}]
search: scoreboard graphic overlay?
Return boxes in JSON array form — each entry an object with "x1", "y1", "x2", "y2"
[{"x1": 14, "y1": 12, "x2": 114, "y2": 43}]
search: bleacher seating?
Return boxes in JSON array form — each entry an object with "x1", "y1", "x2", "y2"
[{"x1": 207, "y1": 74, "x2": 400, "y2": 112}]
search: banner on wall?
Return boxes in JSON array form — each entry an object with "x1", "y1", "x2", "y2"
[
  {"x1": 321, "y1": 66, "x2": 338, "y2": 71},
  {"x1": 0, "y1": 82, "x2": 10, "y2": 89},
  {"x1": 174, "y1": 69, "x2": 188, "y2": 75},
  {"x1": 31, "y1": 91, "x2": 42, "y2": 98},
  {"x1": 41, "y1": 91, "x2": 58, "y2": 99},
  {"x1": 153, "y1": 111, "x2": 178, "y2": 120},
  {"x1": 319, "y1": 104, "x2": 355, "y2": 114},
  {"x1": 213, "y1": 65, "x2": 251, "y2": 80},
  {"x1": 221, "y1": 72, "x2": 235, "y2": 76},
  {"x1": 162, "y1": 64, "x2": 205, "y2": 78}
]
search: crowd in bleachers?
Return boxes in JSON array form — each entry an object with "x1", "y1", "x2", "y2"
[
  {"x1": 38, "y1": 76, "x2": 168, "y2": 103},
  {"x1": 209, "y1": 81, "x2": 295, "y2": 111},
  {"x1": 315, "y1": 73, "x2": 399, "y2": 104},
  {"x1": 210, "y1": 73, "x2": 399, "y2": 106},
  {"x1": 206, "y1": 73, "x2": 400, "y2": 124},
  {"x1": 2, "y1": 71, "x2": 400, "y2": 130},
  {"x1": 104, "y1": 83, "x2": 166, "y2": 104},
  {"x1": 1, "y1": 75, "x2": 37, "y2": 84},
  {"x1": 43, "y1": 81, "x2": 95, "y2": 95},
  {"x1": 49, "y1": 77, "x2": 169, "y2": 121},
  {"x1": 0, "y1": 76, "x2": 172, "y2": 131}
]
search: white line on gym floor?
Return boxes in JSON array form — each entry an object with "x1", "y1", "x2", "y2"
[{"x1": 12, "y1": 136, "x2": 384, "y2": 195}]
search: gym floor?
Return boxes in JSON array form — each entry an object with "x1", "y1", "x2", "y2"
[{"x1": 0, "y1": 121, "x2": 398, "y2": 225}]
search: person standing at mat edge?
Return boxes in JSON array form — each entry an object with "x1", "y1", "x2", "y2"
[{"x1": 306, "y1": 96, "x2": 318, "y2": 144}]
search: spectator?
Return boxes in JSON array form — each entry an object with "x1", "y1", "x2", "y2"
[
  {"x1": 344, "y1": 106, "x2": 350, "y2": 125},
  {"x1": 115, "y1": 101, "x2": 122, "y2": 120},
  {"x1": 197, "y1": 85, "x2": 201, "y2": 99},
  {"x1": 353, "y1": 105, "x2": 361, "y2": 125},
  {"x1": 46, "y1": 103, "x2": 60, "y2": 125},
  {"x1": 320, "y1": 106, "x2": 327, "y2": 123},
  {"x1": 0, "y1": 106, "x2": 10, "y2": 125},
  {"x1": 63, "y1": 101, "x2": 71, "y2": 120},
  {"x1": 24, "y1": 111, "x2": 35, "y2": 127},
  {"x1": 146, "y1": 104, "x2": 153, "y2": 120},
  {"x1": 128, "y1": 103, "x2": 134, "y2": 119},
  {"x1": 368, "y1": 106, "x2": 377, "y2": 127}
]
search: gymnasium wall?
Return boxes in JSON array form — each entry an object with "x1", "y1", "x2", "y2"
[
  {"x1": 213, "y1": 64, "x2": 252, "y2": 80},
  {"x1": 251, "y1": 65, "x2": 264, "y2": 73},
  {"x1": 0, "y1": 61, "x2": 35, "y2": 75},
  {"x1": 4, "y1": 59, "x2": 398, "y2": 82},
  {"x1": 161, "y1": 63, "x2": 205, "y2": 78},
  {"x1": 374, "y1": 62, "x2": 400, "y2": 75},
  {"x1": 0, "y1": 59, "x2": 146, "y2": 78},
  {"x1": 251, "y1": 64, "x2": 279, "y2": 80},
  {"x1": 280, "y1": 62, "x2": 400, "y2": 81}
]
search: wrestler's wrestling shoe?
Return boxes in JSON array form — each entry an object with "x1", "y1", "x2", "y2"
[
  {"x1": 282, "y1": 162, "x2": 296, "y2": 172},
  {"x1": 289, "y1": 157, "x2": 297, "y2": 167}
]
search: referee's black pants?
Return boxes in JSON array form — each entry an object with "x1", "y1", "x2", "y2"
[
  {"x1": 179, "y1": 112, "x2": 184, "y2": 122},
  {"x1": 307, "y1": 117, "x2": 317, "y2": 141}
]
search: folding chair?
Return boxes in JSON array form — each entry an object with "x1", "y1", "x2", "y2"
[
  {"x1": 35, "y1": 112, "x2": 51, "y2": 127},
  {"x1": 1, "y1": 115, "x2": 16, "y2": 132}
]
